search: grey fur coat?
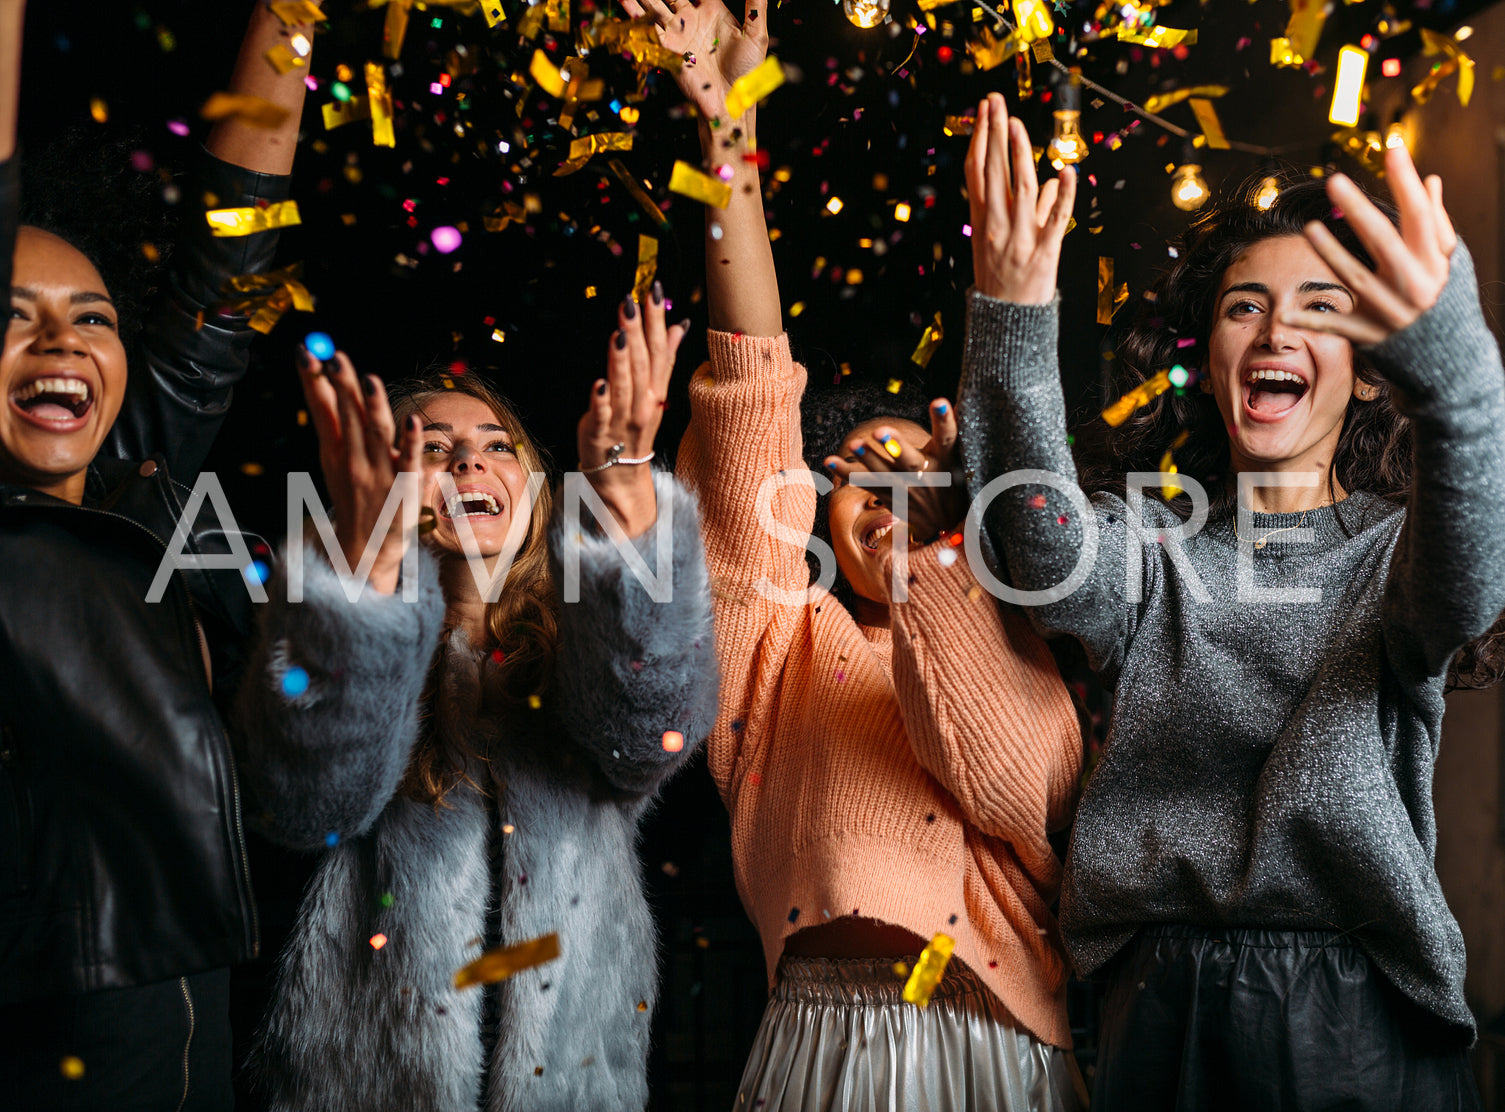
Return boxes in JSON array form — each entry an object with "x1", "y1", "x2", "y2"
[{"x1": 235, "y1": 472, "x2": 718, "y2": 1111}]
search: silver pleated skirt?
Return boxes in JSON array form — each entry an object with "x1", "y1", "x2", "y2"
[{"x1": 735, "y1": 957, "x2": 1089, "y2": 1112}]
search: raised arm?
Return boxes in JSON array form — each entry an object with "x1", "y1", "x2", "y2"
[
  {"x1": 235, "y1": 343, "x2": 439, "y2": 849},
  {"x1": 1286, "y1": 147, "x2": 1505, "y2": 680},
  {"x1": 549, "y1": 288, "x2": 717, "y2": 796},
  {"x1": 953, "y1": 96, "x2": 1139, "y2": 677},
  {"x1": 105, "y1": 2, "x2": 313, "y2": 477},
  {"x1": 623, "y1": 0, "x2": 780, "y2": 336},
  {"x1": 0, "y1": 0, "x2": 23, "y2": 302}
]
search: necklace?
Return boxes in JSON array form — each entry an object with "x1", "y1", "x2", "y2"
[{"x1": 1236, "y1": 499, "x2": 1331, "y2": 550}]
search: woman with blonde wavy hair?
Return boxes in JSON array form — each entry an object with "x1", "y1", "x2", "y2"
[{"x1": 235, "y1": 288, "x2": 719, "y2": 1112}]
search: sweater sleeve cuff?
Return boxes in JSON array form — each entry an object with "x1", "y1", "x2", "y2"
[
  {"x1": 1364, "y1": 242, "x2": 1501, "y2": 414},
  {"x1": 962, "y1": 288, "x2": 1062, "y2": 393},
  {"x1": 705, "y1": 329, "x2": 797, "y2": 386}
]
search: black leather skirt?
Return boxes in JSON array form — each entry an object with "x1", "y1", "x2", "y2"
[{"x1": 1092, "y1": 925, "x2": 1480, "y2": 1112}]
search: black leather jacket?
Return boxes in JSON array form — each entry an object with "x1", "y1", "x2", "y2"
[{"x1": 0, "y1": 151, "x2": 287, "y2": 1003}]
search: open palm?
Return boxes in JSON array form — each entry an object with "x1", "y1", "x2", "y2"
[{"x1": 620, "y1": 0, "x2": 768, "y2": 121}]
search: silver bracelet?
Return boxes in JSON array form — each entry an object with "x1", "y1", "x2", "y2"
[{"x1": 581, "y1": 442, "x2": 655, "y2": 474}]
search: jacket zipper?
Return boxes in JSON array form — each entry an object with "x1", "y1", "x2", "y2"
[
  {"x1": 176, "y1": 975, "x2": 195, "y2": 1112},
  {"x1": 45, "y1": 494, "x2": 260, "y2": 956}
]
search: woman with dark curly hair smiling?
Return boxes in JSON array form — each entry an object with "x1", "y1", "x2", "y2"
[{"x1": 958, "y1": 89, "x2": 1503, "y2": 1110}]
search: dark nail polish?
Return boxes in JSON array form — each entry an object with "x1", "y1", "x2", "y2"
[
  {"x1": 408, "y1": 415, "x2": 420, "y2": 431},
  {"x1": 362, "y1": 375, "x2": 377, "y2": 396},
  {"x1": 614, "y1": 330, "x2": 628, "y2": 350},
  {"x1": 651, "y1": 281, "x2": 664, "y2": 305},
  {"x1": 623, "y1": 297, "x2": 637, "y2": 320},
  {"x1": 935, "y1": 401, "x2": 949, "y2": 415},
  {"x1": 596, "y1": 380, "x2": 608, "y2": 395},
  {"x1": 679, "y1": 317, "x2": 693, "y2": 332}
]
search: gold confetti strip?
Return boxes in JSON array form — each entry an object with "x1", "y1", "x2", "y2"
[
  {"x1": 484, "y1": 200, "x2": 527, "y2": 232},
  {"x1": 1101, "y1": 369, "x2": 1172, "y2": 427},
  {"x1": 1188, "y1": 98, "x2": 1229, "y2": 150},
  {"x1": 264, "y1": 43, "x2": 307, "y2": 74},
  {"x1": 219, "y1": 264, "x2": 315, "y2": 334},
  {"x1": 322, "y1": 96, "x2": 371, "y2": 130},
  {"x1": 607, "y1": 159, "x2": 669, "y2": 228},
  {"x1": 1096, "y1": 256, "x2": 1115, "y2": 326},
  {"x1": 545, "y1": 0, "x2": 569, "y2": 32},
  {"x1": 668, "y1": 160, "x2": 732, "y2": 209},
  {"x1": 366, "y1": 62, "x2": 395, "y2": 147},
  {"x1": 480, "y1": 0, "x2": 506, "y2": 27},
  {"x1": 1031, "y1": 39, "x2": 1054, "y2": 63},
  {"x1": 200, "y1": 92, "x2": 291, "y2": 130},
  {"x1": 942, "y1": 115, "x2": 974, "y2": 137},
  {"x1": 530, "y1": 49, "x2": 566, "y2": 97},
  {"x1": 206, "y1": 200, "x2": 302, "y2": 237},
  {"x1": 1158, "y1": 429, "x2": 1191, "y2": 499},
  {"x1": 1115, "y1": 23, "x2": 1195, "y2": 47},
  {"x1": 724, "y1": 56, "x2": 785, "y2": 118},
  {"x1": 1413, "y1": 28, "x2": 1475, "y2": 107},
  {"x1": 1283, "y1": 0, "x2": 1327, "y2": 64},
  {"x1": 1140, "y1": 85, "x2": 1229, "y2": 116},
  {"x1": 632, "y1": 235, "x2": 658, "y2": 305},
  {"x1": 553, "y1": 131, "x2": 632, "y2": 175},
  {"x1": 382, "y1": 0, "x2": 412, "y2": 58},
  {"x1": 968, "y1": 27, "x2": 1020, "y2": 71},
  {"x1": 901, "y1": 933, "x2": 955, "y2": 1007},
  {"x1": 910, "y1": 311, "x2": 943, "y2": 368},
  {"x1": 270, "y1": 1, "x2": 326, "y2": 23}
]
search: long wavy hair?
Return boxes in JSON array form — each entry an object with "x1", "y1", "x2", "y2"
[
  {"x1": 386, "y1": 372, "x2": 559, "y2": 804},
  {"x1": 1076, "y1": 169, "x2": 1504, "y2": 689}
]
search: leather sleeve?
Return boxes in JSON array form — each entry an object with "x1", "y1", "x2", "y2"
[{"x1": 104, "y1": 150, "x2": 292, "y2": 478}]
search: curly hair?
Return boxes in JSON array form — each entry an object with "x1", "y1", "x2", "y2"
[
  {"x1": 386, "y1": 372, "x2": 560, "y2": 805},
  {"x1": 1075, "y1": 168, "x2": 1504, "y2": 690},
  {"x1": 800, "y1": 376, "x2": 934, "y2": 615},
  {"x1": 17, "y1": 126, "x2": 177, "y2": 355}
]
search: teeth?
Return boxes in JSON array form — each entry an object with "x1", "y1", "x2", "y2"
[
  {"x1": 12, "y1": 377, "x2": 91, "y2": 403},
  {"x1": 865, "y1": 522, "x2": 894, "y2": 546},
  {"x1": 443, "y1": 491, "x2": 500, "y2": 517},
  {"x1": 1247, "y1": 369, "x2": 1305, "y2": 386}
]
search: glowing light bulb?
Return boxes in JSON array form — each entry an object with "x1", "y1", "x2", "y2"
[
  {"x1": 842, "y1": 0, "x2": 889, "y2": 29},
  {"x1": 1254, "y1": 176, "x2": 1281, "y2": 211},
  {"x1": 1046, "y1": 73, "x2": 1088, "y2": 168},
  {"x1": 1171, "y1": 163, "x2": 1210, "y2": 211}
]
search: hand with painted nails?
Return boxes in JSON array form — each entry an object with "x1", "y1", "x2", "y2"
[
  {"x1": 294, "y1": 346, "x2": 423, "y2": 594},
  {"x1": 577, "y1": 285, "x2": 691, "y2": 537},
  {"x1": 824, "y1": 398, "x2": 968, "y2": 546},
  {"x1": 618, "y1": 0, "x2": 768, "y2": 123},
  {"x1": 965, "y1": 93, "x2": 1077, "y2": 306},
  {"x1": 1282, "y1": 144, "x2": 1458, "y2": 346}
]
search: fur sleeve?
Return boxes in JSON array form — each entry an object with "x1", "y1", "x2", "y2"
[
  {"x1": 548, "y1": 470, "x2": 720, "y2": 796},
  {"x1": 233, "y1": 541, "x2": 447, "y2": 850}
]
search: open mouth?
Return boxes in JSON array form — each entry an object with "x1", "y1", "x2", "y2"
[
  {"x1": 860, "y1": 516, "x2": 896, "y2": 552},
  {"x1": 11, "y1": 376, "x2": 94, "y2": 422},
  {"x1": 440, "y1": 490, "x2": 503, "y2": 519},
  {"x1": 1243, "y1": 368, "x2": 1309, "y2": 419}
]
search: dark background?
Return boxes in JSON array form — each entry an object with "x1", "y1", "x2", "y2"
[{"x1": 14, "y1": 0, "x2": 1495, "y2": 1105}]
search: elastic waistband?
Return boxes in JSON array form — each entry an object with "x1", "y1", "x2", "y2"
[
  {"x1": 1140, "y1": 924, "x2": 1364, "y2": 951},
  {"x1": 772, "y1": 955, "x2": 990, "y2": 1006}
]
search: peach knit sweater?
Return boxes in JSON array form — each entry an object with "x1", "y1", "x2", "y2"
[{"x1": 676, "y1": 330, "x2": 1083, "y2": 1049}]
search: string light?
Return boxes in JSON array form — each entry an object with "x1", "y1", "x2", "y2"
[
  {"x1": 1254, "y1": 176, "x2": 1281, "y2": 211},
  {"x1": 1170, "y1": 141, "x2": 1209, "y2": 211},
  {"x1": 842, "y1": 0, "x2": 889, "y2": 29},
  {"x1": 1046, "y1": 72, "x2": 1088, "y2": 169}
]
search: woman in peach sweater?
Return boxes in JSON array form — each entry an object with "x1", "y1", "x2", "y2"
[{"x1": 624, "y1": 0, "x2": 1088, "y2": 1105}]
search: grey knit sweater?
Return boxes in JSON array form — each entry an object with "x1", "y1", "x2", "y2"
[{"x1": 957, "y1": 245, "x2": 1505, "y2": 1043}]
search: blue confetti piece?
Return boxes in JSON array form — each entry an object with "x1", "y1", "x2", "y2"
[
  {"x1": 304, "y1": 332, "x2": 336, "y2": 361},
  {"x1": 325, "y1": 831, "x2": 340, "y2": 847},
  {"x1": 243, "y1": 559, "x2": 270, "y2": 585},
  {"x1": 282, "y1": 666, "x2": 310, "y2": 697}
]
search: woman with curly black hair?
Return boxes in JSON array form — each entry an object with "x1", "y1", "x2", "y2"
[
  {"x1": 0, "y1": 1, "x2": 311, "y2": 1105},
  {"x1": 959, "y1": 90, "x2": 1503, "y2": 1110}
]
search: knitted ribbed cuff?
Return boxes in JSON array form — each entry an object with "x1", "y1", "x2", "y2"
[
  {"x1": 705, "y1": 329, "x2": 795, "y2": 386},
  {"x1": 1365, "y1": 242, "x2": 1502, "y2": 415},
  {"x1": 962, "y1": 288, "x2": 1062, "y2": 394}
]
